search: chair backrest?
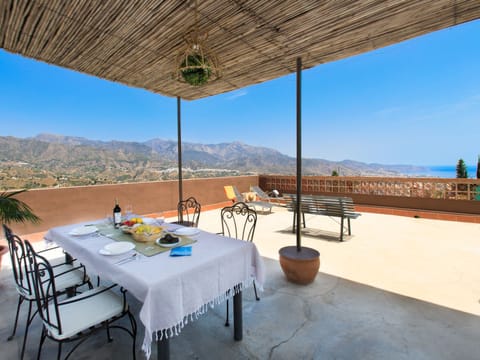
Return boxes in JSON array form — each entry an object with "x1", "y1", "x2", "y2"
[
  {"x1": 177, "y1": 196, "x2": 201, "y2": 227},
  {"x1": 3, "y1": 224, "x2": 34, "y2": 298},
  {"x1": 220, "y1": 202, "x2": 257, "y2": 242},
  {"x1": 24, "y1": 240, "x2": 63, "y2": 336}
]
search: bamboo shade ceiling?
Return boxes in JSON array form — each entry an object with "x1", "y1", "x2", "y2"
[{"x1": 1, "y1": 0, "x2": 479, "y2": 100}]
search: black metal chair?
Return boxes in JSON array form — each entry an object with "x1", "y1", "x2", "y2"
[
  {"x1": 219, "y1": 202, "x2": 260, "y2": 326},
  {"x1": 172, "y1": 196, "x2": 201, "y2": 227},
  {"x1": 3, "y1": 225, "x2": 92, "y2": 360},
  {"x1": 25, "y1": 239, "x2": 137, "y2": 360}
]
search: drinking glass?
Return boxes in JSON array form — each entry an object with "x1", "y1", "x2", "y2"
[
  {"x1": 125, "y1": 204, "x2": 133, "y2": 219},
  {"x1": 104, "y1": 212, "x2": 114, "y2": 226},
  {"x1": 156, "y1": 212, "x2": 165, "y2": 225}
]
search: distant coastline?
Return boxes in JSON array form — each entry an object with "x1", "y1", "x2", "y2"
[{"x1": 404, "y1": 165, "x2": 477, "y2": 178}]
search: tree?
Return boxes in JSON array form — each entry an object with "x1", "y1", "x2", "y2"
[
  {"x1": 331, "y1": 169, "x2": 339, "y2": 176},
  {"x1": 477, "y1": 155, "x2": 480, "y2": 179},
  {"x1": 456, "y1": 158, "x2": 468, "y2": 179}
]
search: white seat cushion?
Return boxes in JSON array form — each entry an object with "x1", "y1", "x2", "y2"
[
  {"x1": 19, "y1": 263, "x2": 87, "y2": 300},
  {"x1": 52, "y1": 264, "x2": 88, "y2": 292},
  {"x1": 45, "y1": 287, "x2": 125, "y2": 340}
]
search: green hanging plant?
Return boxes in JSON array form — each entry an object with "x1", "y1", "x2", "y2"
[
  {"x1": 0, "y1": 189, "x2": 41, "y2": 225},
  {"x1": 180, "y1": 54, "x2": 212, "y2": 86}
]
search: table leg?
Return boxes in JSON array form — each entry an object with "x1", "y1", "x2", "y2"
[
  {"x1": 157, "y1": 335, "x2": 170, "y2": 360},
  {"x1": 233, "y1": 290, "x2": 243, "y2": 341},
  {"x1": 64, "y1": 252, "x2": 75, "y2": 297}
]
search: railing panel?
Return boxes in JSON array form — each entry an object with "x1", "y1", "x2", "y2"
[
  {"x1": 261, "y1": 175, "x2": 480, "y2": 200},
  {"x1": 259, "y1": 175, "x2": 480, "y2": 215}
]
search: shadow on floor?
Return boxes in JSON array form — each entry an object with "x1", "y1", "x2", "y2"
[
  {"x1": 276, "y1": 226, "x2": 351, "y2": 242},
  {"x1": 1, "y1": 257, "x2": 480, "y2": 359}
]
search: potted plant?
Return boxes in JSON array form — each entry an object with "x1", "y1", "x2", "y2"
[
  {"x1": 0, "y1": 189, "x2": 40, "y2": 269},
  {"x1": 180, "y1": 54, "x2": 212, "y2": 86}
]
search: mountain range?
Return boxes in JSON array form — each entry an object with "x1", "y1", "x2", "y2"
[{"x1": 0, "y1": 134, "x2": 427, "y2": 190}]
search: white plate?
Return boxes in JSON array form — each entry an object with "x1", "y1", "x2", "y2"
[
  {"x1": 99, "y1": 242, "x2": 135, "y2": 256},
  {"x1": 69, "y1": 226, "x2": 98, "y2": 236},
  {"x1": 156, "y1": 237, "x2": 180, "y2": 248},
  {"x1": 142, "y1": 217, "x2": 156, "y2": 225},
  {"x1": 173, "y1": 227, "x2": 200, "y2": 236}
]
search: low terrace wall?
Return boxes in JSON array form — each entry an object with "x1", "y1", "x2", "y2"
[
  {"x1": 259, "y1": 175, "x2": 480, "y2": 215},
  {"x1": 5, "y1": 175, "x2": 259, "y2": 236},
  {"x1": 5, "y1": 174, "x2": 480, "y2": 237}
]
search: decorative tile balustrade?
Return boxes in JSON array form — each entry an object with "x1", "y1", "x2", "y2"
[{"x1": 260, "y1": 175, "x2": 480, "y2": 201}]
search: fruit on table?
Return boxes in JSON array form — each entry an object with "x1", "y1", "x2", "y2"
[
  {"x1": 134, "y1": 224, "x2": 162, "y2": 235},
  {"x1": 121, "y1": 218, "x2": 144, "y2": 227}
]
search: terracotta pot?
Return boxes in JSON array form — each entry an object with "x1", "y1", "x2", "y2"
[
  {"x1": 279, "y1": 246, "x2": 320, "y2": 285},
  {"x1": 0, "y1": 245, "x2": 8, "y2": 270}
]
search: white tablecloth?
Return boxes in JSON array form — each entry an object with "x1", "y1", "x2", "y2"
[{"x1": 45, "y1": 221, "x2": 265, "y2": 358}]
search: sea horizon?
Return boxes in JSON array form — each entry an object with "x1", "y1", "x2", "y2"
[{"x1": 405, "y1": 165, "x2": 478, "y2": 179}]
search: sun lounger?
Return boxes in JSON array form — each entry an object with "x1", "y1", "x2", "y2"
[
  {"x1": 250, "y1": 185, "x2": 282, "y2": 202},
  {"x1": 250, "y1": 185, "x2": 283, "y2": 208},
  {"x1": 224, "y1": 185, "x2": 273, "y2": 213},
  {"x1": 224, "y1": 185, "x2": 239, "y2": 203}
]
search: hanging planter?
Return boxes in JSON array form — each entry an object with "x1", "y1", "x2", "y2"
[
  {"x1": 180, "y1": 54, "x2": 212, "y2": 86},
  {"x1": 175, "y1": 41, "x2": 220, "y2": 87},
  {"x1": 173, "y1": 0, "x2": 221, "y2": 86}
]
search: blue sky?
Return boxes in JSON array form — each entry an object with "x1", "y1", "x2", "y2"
[{"x1": 0, "y1": 20, "x2": 479, "y2": 167}]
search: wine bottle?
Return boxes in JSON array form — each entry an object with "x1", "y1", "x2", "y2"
[{"x1": 113, "y1": 198, "x2": 122, "y2": 228}]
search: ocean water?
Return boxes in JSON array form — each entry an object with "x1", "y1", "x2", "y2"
[{"x1": 407, "y1": 165, "x2": 478, "y2": 178}]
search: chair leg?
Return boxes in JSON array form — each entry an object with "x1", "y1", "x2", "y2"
[
  {"x1": 107, "y1": 323, "x2": 113, "y2": 342},
  {"x1": 57, "y1": 341, "x2": 62, "y2": 360},
  {"x1": 253, "y1": 281, "x2": 260, "y2": 301},
  {"x1": 128, "y1": 312, "x2": 137, "y2": 360},
  {"x1": 20, "y1": 300, "x2": 34, "y2": 360},
  {"x1": 37, "y1": 328, "x2": 47, "y2": 360},
  {"x1": 225, "y1": 299, "x2": 230, "y2": 327},
  {"x1": 7, "y1": 295, "x2": 24, "y2": 341}
]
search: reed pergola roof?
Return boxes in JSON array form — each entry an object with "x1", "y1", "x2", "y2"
[{"x1": 1, "y1": 0, "x2": 479, "y2": 100}]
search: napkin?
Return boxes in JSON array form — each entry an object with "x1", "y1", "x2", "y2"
[{"x1": 170, "y1": 246, "x2": 192, "y2": 257}]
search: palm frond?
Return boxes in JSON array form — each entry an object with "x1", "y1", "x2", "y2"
[{"x1": 0, "y1": 190, "x2": 41, "y2": 225}]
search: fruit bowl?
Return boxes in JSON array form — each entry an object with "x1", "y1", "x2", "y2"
[
  {"x1": 120, "y1": 224, "x2": 138, "y2": 234},
  {"x1": 132, "y1": 232, "x2": 160, "y2": 243},
  {"x1": 131, "y1": 225, "x2": 164, "y2": 243}
]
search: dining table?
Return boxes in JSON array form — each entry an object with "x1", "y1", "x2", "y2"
[{"x1": 44, "y1": 218, "x2": 265, "y2": 360}]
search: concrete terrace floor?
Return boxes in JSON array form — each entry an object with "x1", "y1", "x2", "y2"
[{"x1": 1, "y1": 206, "x2": 480, "y2": 359}]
